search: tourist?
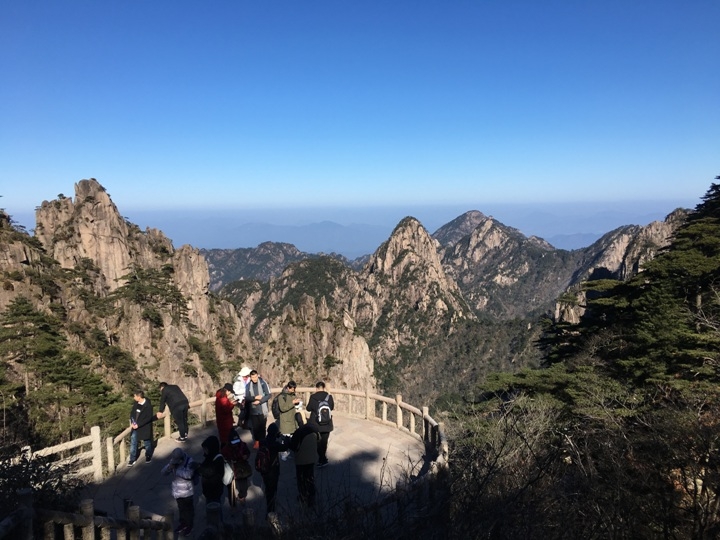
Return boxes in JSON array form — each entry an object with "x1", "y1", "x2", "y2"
[
  {"x1": 232, "y1": 366, "x2": 252, "y2": 428},
  {"x1": 221, "y1": 429, "x2": 251, "y2": 509},
  {"x1": 289, "y1": 422, "x2": 320, "y2": 507},
  {"x1": 277, "y1": 380, "x2": 302, "y2": 460},
  {"x1": 161, "y1": 447, "x2": 197, "y2": 537},
  {"x1": 306, "y1": 381, "x2": 334, "y2": 467},
  {"x1": 244, "y1": 370, "x2": 272, "y2": 449},
  {"x1": 198, "y1": 435, "x2": 225, "y2": 511},
  {"x1": 215, "y1": 383, "x2": 237, "y2": 447},
  {"x1": 128, "y1": 389, "x2": 154, "y2": 466},
  {"x1": 156, "y1": 381, "x2": 190, "y2": 442},
  {"x1": 257, "y1": 423, "x2": 288, "y2": 516}
]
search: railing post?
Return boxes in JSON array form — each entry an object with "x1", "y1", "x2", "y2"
[
  {"x1": 205, "y1": 501, "x2": 222, "y2": 530},
  {"x1": 201, "y1": 397, "x2": 207, "y2": 426},
  {"x1": 243, "y1": 507, "x2": 256, "y2": 535},
  {"x1": 163, "y1": 406, "x2": 171, "y2": 438},
  {"x1": 119, "y1": 438, "x2": 126, "y2": 466},
  {"x1": 90, "y1": 426, "x2": 103, "y2": 481},
  {"x1": 395, "y1": 395, "x2": 403, "y2": 429},
  {"x1": 106, "y1": 437, "x2": 115, "y2": 475},
  {"x1": 163, "y1": 513, "x2": 174, "y2": 540},
  {"x1": 439, "y1": 421, "x2": 449, "y2": 464},
  {"x1": 409, "y1": 409, "x2": 416, "y2": 436},
  {"x1": 127, "y1": 505, "x2": 141, "y2": 540},
  {"x1": 80, "y1": 499, "x2": 95, "y2": 540},
  {"x1": 422, "y1": 406, "x2": 429, "y2": 442},
  {"x1": 365, "y1": 385, "x2": 371, "y2": 420}
]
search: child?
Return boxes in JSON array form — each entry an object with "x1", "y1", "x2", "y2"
[{"x1": 161, "y1": 447, "x2": 197, "y2": 537}]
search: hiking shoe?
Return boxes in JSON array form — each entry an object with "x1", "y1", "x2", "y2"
[
  {"x1": 177, "y1": 436, "x2": 188, "y2": 442},
  {"x1": 317, "y1": 461, "x2": 329, "y2": 468},
  {"x1": 127, "y1": 460, "x2": 136, "y2": 467},
  {"x1": 146, "y1": 456, "x2": 152, "y2": 463},
  {"x1": 180, "y1": 526, "x2": 193, "y2": 536}
]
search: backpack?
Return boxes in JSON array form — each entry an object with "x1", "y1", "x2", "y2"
[
  {"x1": 317, "y1": 398, "x2": 332, "y2": 426},
  {"x1": 255, "y1": 444, "x2": 272, "y2": 475},
  {"x1": 216, "y1": 454, "x2": 234, "y2": 485},
  {"x1": 271, "y1": 397, "x2": 280, "y2": 419}
]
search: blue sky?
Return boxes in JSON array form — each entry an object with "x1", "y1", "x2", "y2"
[{"x1": 1, "y1": 1, "x2": 718, "y2": 251}]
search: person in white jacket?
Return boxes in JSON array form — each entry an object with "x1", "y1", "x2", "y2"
[
  {"x1": 233, "y1": 366, "x2": 252, "y2": 428},
  {"x1": 162, "y1": 447, "x2": 198, "y2": 537}
]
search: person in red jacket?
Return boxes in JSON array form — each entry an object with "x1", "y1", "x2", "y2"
[{"x1": 215, "y1": 383, "x2": 237, "y2": 447}]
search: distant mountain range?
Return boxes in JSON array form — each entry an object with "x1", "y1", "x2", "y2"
[{"x1": 7, "y1": 201, "x2": 688, "y2": 258}]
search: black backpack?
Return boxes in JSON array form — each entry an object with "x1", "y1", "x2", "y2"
[
  {"x1": 271, "y1": 397, "x2": 280, "y2": 419},
  {"x1": 317, "y1": 397, "x2": 332, "y2": 425},
  {"x1": 255, "y1": 444, "x2": 272, "y2": 475}
]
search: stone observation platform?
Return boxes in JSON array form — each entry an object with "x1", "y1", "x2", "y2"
[{"x1": 71, "y1": 387, "x2": 448, "y2": 536}]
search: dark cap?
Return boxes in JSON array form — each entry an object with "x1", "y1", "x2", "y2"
[{"x1": 223, "y1": 383, "x2": 234, "y2": 393}]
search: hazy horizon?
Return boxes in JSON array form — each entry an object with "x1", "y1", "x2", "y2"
[{"x1": 6, "y1": 196, "x2": 695, "y2": 259}]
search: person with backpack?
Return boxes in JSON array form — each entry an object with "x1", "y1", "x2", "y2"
[
  {"x1": 256, "y1": 423, "x2": 288, "y2": 516},
  {"x1": 161, "y1": 447, "x2": 198, "y2": 537},
  {"x1": 221, "y1": 429, "x2": 251, "y2": 509},
  {"x1": 244, "y1": 370, "x2": 272, "y2": 449},
  {"x1": 306, "y1": 381, "x2": 334, "y2": 467}
]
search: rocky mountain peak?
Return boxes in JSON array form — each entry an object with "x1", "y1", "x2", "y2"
[
  {"x1": 35, "y1": 179, "x2": 134, "y2": 292},
  {"x1": 432, "y1": 210, "x2": 489, "y2": 247}
]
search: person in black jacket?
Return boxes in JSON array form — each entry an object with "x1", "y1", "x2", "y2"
[
  {"x1": 306, "y1": 381, "x2": 334, "y2": 467},
  {"x1": 156, "y1": 382, "x2": 190, "y2": 441},
  {"x1": 290, "y1": 423, "x2": 319, "y2": 507},
  {"x1": 259, "y1": 423, "x2": 288, "y2": 516},
  {"x1": 198, "y1": 434, "x2": 226, "y2": 524},
  {"x1": 129, "y1": 389, "x2": 155, "y2": 466}
]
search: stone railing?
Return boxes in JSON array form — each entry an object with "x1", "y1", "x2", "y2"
[
  {"x1": 109, "y1": 385, "x2": 448, "y2": 474},
  {"x1": 15, "y1": 425, "x2": 103, "y2": 482},
  {"x1": 0, "y1": 489, "x2": 172, "y2": 540},
  {"x1": 5, "y1": 385, "x2": 449, "y2": 480}
]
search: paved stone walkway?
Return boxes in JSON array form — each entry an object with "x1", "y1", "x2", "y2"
[{"x1": 82, "y1": 412, "x2": 427, "y2": 536}]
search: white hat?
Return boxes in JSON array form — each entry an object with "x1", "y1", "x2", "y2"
[{"x1": 239, "y1": 367, "x2": 252, "y2": 377}]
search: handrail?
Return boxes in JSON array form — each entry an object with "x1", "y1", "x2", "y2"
[
  {"x1": 108, "y1": 385, "x2": 449, "y2": 474},
  {"x1": 16, "y1": 385, "x2": 448, "y2": 480}
]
